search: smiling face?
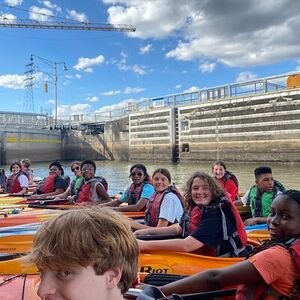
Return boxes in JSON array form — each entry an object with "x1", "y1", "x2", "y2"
[
  {"x1": 81, "y1": 163, "x2": 95, "y2": 180},
  {"x1": 37, "y1": 265, "x2": 119, "y2": 300},
  {"x1": 130, "y1": 167, "x2": 146, "y2": 185},
  {"x1": 267, "y1": 194, "x2": 300, "y2": 240},
  {"x1": 71, "y1": 164, "x2": 82, "y2": 177},
  {"x1": 152, "y1": 172, "x2": 170, "y2": 192},
  {"x1": 49, "y1": 166, "x2": 61, "y2": 176},
  {"x1": 191, "y1": 177, "x2": 213, "y2": 206},
  {"x1": 11, "y1": 164, "x2": 21, "y2": 175},
  {"x1": 212, "y1": 164, "x2": 226, "y2": 180}
]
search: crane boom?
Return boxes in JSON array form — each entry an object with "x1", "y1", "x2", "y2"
[{"x1": 0, "y1": 19, "x2": 136, "y2": 32}]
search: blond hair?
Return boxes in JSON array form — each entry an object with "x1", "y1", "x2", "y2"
[{"x1": 26, "y1": 207, "x2": 139, "y2": 294}]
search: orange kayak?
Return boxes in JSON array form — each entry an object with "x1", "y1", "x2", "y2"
[{"x1": 0, "y1": 235, "x2": 34, "y2": 254}]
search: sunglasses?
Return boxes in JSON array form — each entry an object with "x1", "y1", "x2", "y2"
[
  {"x1": 71, "y1": 166, "x2": 80, "y2": 172},
  {"x1": 130, "y1": 172, "x2": 144, "y2": 177}
]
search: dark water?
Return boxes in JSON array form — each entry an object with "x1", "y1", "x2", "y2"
[{"x1": 2, "y1": 160, "x2": 299, "y2": 195}]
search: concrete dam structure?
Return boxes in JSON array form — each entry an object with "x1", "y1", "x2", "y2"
[{"x1": 1, "y1": 73, "x2": 300, "y2": 164}]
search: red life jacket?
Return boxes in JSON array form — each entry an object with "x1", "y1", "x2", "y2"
[
  {"x1": 6, "y1": 173, "x2": 22, "y2": 193},
  {"x1": 145, "y1": 185, "x2": 184, "y2": 227},
  {"x1": 127, "y1": 182, "x2": 145, "y2": 205},
  {"x1": 40, "y1": 174, "x2": 57, "y2": 194},
  {"x1": 76, "y1": 177, "x2": 108, "y2": 204}
]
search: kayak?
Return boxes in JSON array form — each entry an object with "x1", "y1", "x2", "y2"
[
  {"x1": 138, "y1": 250, "x2": 243, "y2": 276},
  {"x1": 246, "y1": 223, "x2": 269, "y2": 241},
  {"x1": 0, "y1": 235, "x2": 33, "y2": 254}
]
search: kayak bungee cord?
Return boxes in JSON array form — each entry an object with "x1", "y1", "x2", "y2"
[{"x1": 0, "y1": 273, "x2": 27, "y2": 300}]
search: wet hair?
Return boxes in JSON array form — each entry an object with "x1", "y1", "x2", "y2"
[
  {"x1": 10, "y1": 161, "x2": 22, "y2": 172},
  {"x1": 81, "y1": 160, "x2": 96, "y2": 171},
  {"x1": 129, "y1": 164, "x2": 150, "y2": 182},
  {"x1": 212, "y1": 160, "x2": 227, "y2": 171},
  {"x1": 152, "y1": 168, "x2": 171, "y2": 183},
  {"x1": 70, "y1": 161, "x2": 81, "y2": 169},
  {"x1": 49, "y1": 161, "x2": 64, "y2": 176},
  {"x1": 184, "y1": 172, "x2": 225, "y2": 211},
  {"x1": 20, "y1": 158, "x2": 31, "y2": 168},
  {"x1": 24, "y1": 207, "x2": 139, "y2": 294},
  {"x1": 248, "y1": 190, "x2": 300, "y2": 299},
  {"x1": 254, "y1": 166, "x2": 272, "y2": 178}
]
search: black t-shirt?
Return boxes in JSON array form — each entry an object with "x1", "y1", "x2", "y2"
[
  {"x1": 54, "y1": 176, "x2": 68, "y2": 191},
  {"x1": 190, "y1": 205, "x2": 237, "y2": 255}
]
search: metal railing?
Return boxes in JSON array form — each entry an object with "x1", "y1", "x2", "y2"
[{"x1": 59, "y1": 72, "x2": 298, "y2": 125}]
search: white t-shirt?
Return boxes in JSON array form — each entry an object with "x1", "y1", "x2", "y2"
[
  {"x1": 159, "y1": 192, "x2": 184, "y2": 224},
  {"x1": 18, "y1": 174, "x2": 29, "y2": 188}
]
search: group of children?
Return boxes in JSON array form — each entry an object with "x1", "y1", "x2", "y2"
[{"x1": 1, "y1": 158, "x2": 298, "y2": 299}]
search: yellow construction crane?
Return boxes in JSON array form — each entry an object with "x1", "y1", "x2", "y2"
[{"x1": 0, "y1": 18, "x2": 136, "y2": 32}]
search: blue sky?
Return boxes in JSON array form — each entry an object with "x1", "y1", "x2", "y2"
[{"x1": 0, "y1": 0, "x2": 299, "y2": 117}]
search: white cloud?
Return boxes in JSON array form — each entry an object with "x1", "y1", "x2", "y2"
[
  {"x1": 199, "y1": 62, "x2": 216, "y2": 73},
  {"x1": 0, "y1": 14, "x2": 17, "y2": 22},
  {"x1": 103, "y1": 0, "x2": 300, "y2": 67},
  {"x1": 74, "y1": 74, "x2": 82, "y2": 79},
  {"x1": 4, "y1": 0, "x2": 22, "y2": 6},
  {"x1": 184, "y1": 86, "x2": 199, "y2": 93},
  {"x1": 102, "y1": 90, "x2": 121, "y2": 96},
  {"x1": 0, "y1": 74, "x2": 26, "y2": 89},
  {"x1": 236, "y1": 71, "x2": 258, "y2": 83},
  {"x1": 48, "y1": 99, "x2": 55, "y2": 104},
  {"x1": 175, "y1": 84, "x2": 182, "y2": 89},
  {"x1": 58, "y1": 103, "x2": 91, "y2": 116},
  {"x1": 86, "y1": 96, "x2": 99, "y2": 102},
  {"x1": 29, "y1": 6, "x2": 53, "y2": 21},
  {"x1": 132, "y1": 64, "x2": 147, "y2": 75},
  {"x1": 65, "y1": 74, "x2": 82, "y2": 79},
  {"x1": 67, "y1": 9, "x2": 88, "y2": 23},
  {"x1": 83, "y1": 68, "x2": 93, "y2": 73},
  {"x1": 139, "y1": 44, "x2": 153, "y2": 54},
  {"x1": 73, "y1": 55, "x2": 105, "y2": 72},
  {"x1": 124, "y1": 87, "x2": 145, "y2": 94}
]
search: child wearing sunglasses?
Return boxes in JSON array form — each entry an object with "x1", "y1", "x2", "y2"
[
  {"x1": 101, "y1": 164, "x2": 155, "y2": 212},
  {"x1": 54, "y1": 161, "x2": 84, "y2": 201}
]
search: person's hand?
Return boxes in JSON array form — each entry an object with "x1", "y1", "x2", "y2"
[
  {"x1": 244, "y1": 218, "x2": 257, "y2": 226},
  {"x1": 134, "y1": 229, "x2": 149, "y2": 236}
]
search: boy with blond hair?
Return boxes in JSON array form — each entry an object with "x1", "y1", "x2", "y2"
[{"x1": 26, "y1": 207, "x2": 139, "y2": 300}]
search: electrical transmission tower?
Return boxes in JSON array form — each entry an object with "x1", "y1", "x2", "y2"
[{"x1": 23, "y1": 61, "x2": 35, "y2": 113}]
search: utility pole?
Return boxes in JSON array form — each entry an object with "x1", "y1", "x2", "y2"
[{"x1": 30, "y1": 54, "x2": 67, "y2": 125}]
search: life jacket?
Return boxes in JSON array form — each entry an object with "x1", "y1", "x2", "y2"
[
  {"x1": 181, "y1": 196, "x2": 247, "y2": 257},
  {"x1": 127, "y1": 182, "x2": 145, "y2": 205},
  {"x1": 145, "y1": 185, "x2": 184, "y2": 227},
  {"x1": 75, "y1": 176, "x2": 108, "y2": 204},
  {"x1": 224, "y1": 171, "x2": 239, "y2": 189},
  {"x1": 247, "y1": 180, "x2": 285, "y2": 217},
  {"x1": 242, "y1": 238, "x2": 300, "y2": 299},
  {"x1": 5, "y1": 173, "x2": 23, "y2": 193},
  {"x1": 70, "y1": 176, "x2": 83, "y2": 196},
  {"x1": 36, "y1": 174, "x2": 57, "y2": 194}
]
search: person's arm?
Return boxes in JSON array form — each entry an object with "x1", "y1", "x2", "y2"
[
  {"x1": 54, "y1": 185, "x2": 71, "y2": 200},
  {"x1": 244, "y1": 217, "x2": 267, "y2": 226},
  {"x1": 135, "y1": 224, "x2": 181, "y2": 236},
  {"x1": 113, "y1": 198, "x2": 148, "y2": 212},
  {"x1": 95, "y1": 183, "x2": 111, "y2": 202},
  {"x1": 235, "y1": 189, "x2": 250, "y2": 206},
  {"x1": 100, "y1": 199, "x2": 122, "y2": 207},
  {"x1": 138, "y1": 235, "x2": 204, "y2": 252},
  {"x1": 160, "y1": 260, "x2": 263, "y2": 296}
]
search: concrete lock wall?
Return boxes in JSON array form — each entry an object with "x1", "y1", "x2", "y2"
[
  {"x1": 61, "y1": 116, "x2": 129, "y2": 161},
  {"x1": 0, "y1": 126, "x2": 61, "y2": 164}
]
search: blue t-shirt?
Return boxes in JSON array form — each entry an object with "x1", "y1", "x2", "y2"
[{"x1": 119, "y1": 183, "x2": 155, "y2": 203}]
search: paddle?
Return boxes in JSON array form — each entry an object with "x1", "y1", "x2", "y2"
[{"x1": 136, "y1": 234, "x2": 182, "y2": 241}]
